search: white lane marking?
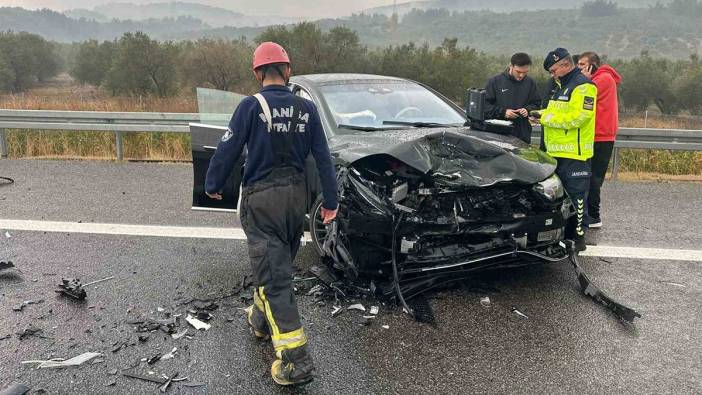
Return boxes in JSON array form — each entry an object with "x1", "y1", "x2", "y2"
[
  {"x1": 2, "y1": 219, "x2": 702, "y2": 262},
  {"x1": 0, "y1": 219, "x2": 314, "y2": 241},
  {"x1": 580, "y1": 246, "x2": 702, "y2": 262}
]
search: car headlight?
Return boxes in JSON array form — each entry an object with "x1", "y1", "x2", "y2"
[{"x1": 534, "y1": 174, "x2": 564, "y2": 201}]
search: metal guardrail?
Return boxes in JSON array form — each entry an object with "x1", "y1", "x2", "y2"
[{"x1": 1, "y1": 109, "x2": 702, "y2": 179}]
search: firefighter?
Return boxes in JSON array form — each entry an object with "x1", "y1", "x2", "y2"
[
  {"x1": 535, "y1": 48, "x2": 597, "y2": 252},
  {"x1": 204, "y1": 42, "x2": 338, "y2": 386}
]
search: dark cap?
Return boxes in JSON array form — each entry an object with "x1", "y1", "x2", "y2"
[{"x1": 543, "y1": 48, "x2": 570, "y2": 71}]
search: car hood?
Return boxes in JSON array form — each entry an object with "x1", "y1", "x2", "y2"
[{"x1": 328, "y1": 127, "x2": 556, "y2": 187}]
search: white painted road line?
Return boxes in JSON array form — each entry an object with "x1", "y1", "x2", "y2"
[{"x1": 2, "y1": 219, "x2": 702, "y2": 262}]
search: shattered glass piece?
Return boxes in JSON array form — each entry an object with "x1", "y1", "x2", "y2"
[
  {"x1": 22, "y1": 352, "x2": 103, "y2": 368},
  {"x1": 347, "y1": 304, "x2": 366, "y2": 312},
  {"x1": 186, "y1": 314, "x2": 211, "y2": 331},
  {"x1": 511, "y1": 307, "x2": 528, "y2": 319},
  {"x1": 480, "y1": 297, "x2": 491, "y2": 307}
]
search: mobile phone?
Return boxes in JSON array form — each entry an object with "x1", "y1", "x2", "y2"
[{"x1": 588, "y1": 64, "x2": 598, "y2": 74}]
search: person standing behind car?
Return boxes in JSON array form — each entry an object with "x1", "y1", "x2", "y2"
[
  {"x1": 578, "y1": 51, "x2": 622, "y2": 228},
  {"x1": 483, "y1": 52, "x2": 542, "y2": 144},
  {"x1": 534, "y1": 48, "x2": 597, "y2": 252},
  {"x1": 205, "y1": 42, "x2": 338, "y2": 386}
]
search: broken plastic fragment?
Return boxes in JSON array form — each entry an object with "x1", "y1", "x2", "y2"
[
  {"x1": 159, "y1": 372, "x2": 179, "y2": 393},
  {"x1": 369, "y1": 306, "x2": 379, "y2": 315},
  {"x1": 5, "y1": 231, "x2": 11, "y2": 238},
  {"x1": 160, "y1": 347, "x2": 178, "y2": 361},
  {"x1": 331, "y1": 306, "x2": 343, "y2": 317},
  {"x1": 480, "y1": 297, "x2": 491, "y2": 307},
  {"x1": 381, "y1": 325, "x2": 390, "y2": 329},
  {"x1": 22, "y1": 352, "x2": 103, "y2": 369},
  {"x1": 186, "y1": 314, "x2": 211, "y2": 330},
  {"x1": 347, "y1": 304, "x2": 366, "y2": 312},
  {"x1": 511, "y1": 307, "x2": 528, "y2": 319},
  {"x1": 56, "y1": 278, "x2": 87, "y2": 301},
  {"x1": 171, "y1": 329, "x2": 188, "y2": 340}
]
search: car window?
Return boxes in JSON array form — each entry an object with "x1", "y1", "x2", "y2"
[
  {"x1": 319, "y1": 81, "x2": 465, "y2": 131},
  {"x1": 196, "y1": 87, "x2": 247, "y2": 127}
]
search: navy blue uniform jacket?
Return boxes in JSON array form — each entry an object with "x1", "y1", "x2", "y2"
[{"x1": 205, "y1": 85, "x2": 338, "y2": 210}]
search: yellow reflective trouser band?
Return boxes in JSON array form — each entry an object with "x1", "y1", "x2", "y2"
[
  {"x1": 576, "y1": 199, "x2": 585, "y2": 236},
  {"x1": 258, "y1": 286, "x2": 307, "y2": 352}
]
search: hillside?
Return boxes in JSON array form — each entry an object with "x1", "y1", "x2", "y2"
[{"x1": 67, "y1": 2, "x2": 298, "y2": 28}]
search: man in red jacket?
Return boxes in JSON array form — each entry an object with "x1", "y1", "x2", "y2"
[{"x1": 578, "y1": 52, "x2": 622, "y2": 228}]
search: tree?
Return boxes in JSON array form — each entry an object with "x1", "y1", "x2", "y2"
[
  {"x1": 181, "y1": 38, "x2": 253, "y2": 92},
  {"x1": 676, "y1": 66, "x2": 702, "y2": 114},
  {"x1": 104, "y1": 32, "x2": 180, "y2": 97},
  {"x1": 581, "y1": 1, "x2": 618, "y2": 17},
  {"x1": 70, "y1": 39, "x2": 115, "y2": 86},
  {"x1": 0, "y1": 31, "x2": 61, "y2": 92}
]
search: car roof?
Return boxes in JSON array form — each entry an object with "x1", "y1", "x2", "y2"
[{"x1": 291, "y1": 73, "x2": 411, "y2": 86}]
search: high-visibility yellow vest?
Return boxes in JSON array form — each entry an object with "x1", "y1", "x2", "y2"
[{"x1": 541, "y1": 73, "x2": 597, "y2": 161}]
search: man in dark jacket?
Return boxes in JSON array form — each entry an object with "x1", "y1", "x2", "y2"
[
  {"x1": 205, "y1": 42, "x2": 338, "y2": 386},
  {"x1": 483, "y1": 52, "x2": 542, "y2": 143}
]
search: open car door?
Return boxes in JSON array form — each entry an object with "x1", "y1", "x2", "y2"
[{"x1": 190, "y1": 88, "x2": 247, "y2": 212}]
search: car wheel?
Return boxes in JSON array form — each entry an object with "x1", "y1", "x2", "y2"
[{"x1": 309, "y1": 195, "x2": 329, "y2": 257}]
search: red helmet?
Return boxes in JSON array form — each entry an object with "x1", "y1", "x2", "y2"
[{"x1": 252, "y1": 42, "x2": 290, "y2": 70}]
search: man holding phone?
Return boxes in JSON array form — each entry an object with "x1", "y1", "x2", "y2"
[
  {"x1": 578, "y1": 52, "x2": 622, "y2": 228},
  {"x1": 483, "y1": 52, "x2": 542, "y2": 143}
]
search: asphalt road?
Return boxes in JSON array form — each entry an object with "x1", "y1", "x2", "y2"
[{"x1": 1, "y1": 159, "x2": 701, "y2": 394}]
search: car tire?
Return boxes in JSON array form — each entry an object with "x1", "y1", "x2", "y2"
[{"x1": 309, "y1": 195, "x2": 328, "y2": 257}]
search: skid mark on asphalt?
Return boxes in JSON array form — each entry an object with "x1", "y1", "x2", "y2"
[{"x1": 2, "y1": 219, "x2": 702, "y2": 262}]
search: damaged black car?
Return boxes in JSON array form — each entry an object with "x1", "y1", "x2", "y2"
[{"x1": 190, "y1": 74, "x2": 640, "y2": 323}]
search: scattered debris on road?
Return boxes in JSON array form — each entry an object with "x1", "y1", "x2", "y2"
[
  {"x1": 171, "y1": 329, "x2": 188, "y2": 340},
  {"x1": 56, "y1": 278, "x2": 87, "y2": 301},
  {"x1": 83, "y1": 276, "x2": 115, "y2": 288},
  {"x1": 480, "y1": 297, "x2": 491, "y2": 308},
  {"x1": 12, "y1": 299, "x2": 44, "y2": 312},
  {"x1": 658, "y1": 281, "x2": 686, "y2": 288},
  {"x1": 4, "y1": 231, "x2": 10, "y2": 238},
  {"x1": 186, "y1": 314, "x2": 210, "y2": 331},
  {"x1": 511, "y1": 307, "x2": 529, "y2": 319},
  {"x1": 369, "y1": 306, "x2": 379, "y2": 315},
  {"x1": 331, "y1": 306, "x2": 343, "y2": 317},
  {"x1": 159, "y1": 372, "x2": 179, "y2": 393},
  {"x1": 1, "y1": 261, "x2": 17, "y2": 272},
  {"x1": 347, "y1": 303, "x2": 365, "y2": 312},
  {"x1": 22, "y1": 352, "x2": 103, "y2": 369},
  {"x1": 0, "y1": 334, "x2": 11, "y2": 341},
  {"x1": 16, "y1": 326, "x2": 45, "y2": 340},
  {"x1": 382, "y1": 325, "x2": 390, "y2": 329},
  {"x1": 122, "y1": 371, "x2": 168, "y2": 384},
  {"x1": 0, "y1": 381, "x2": 30, "y2": 395}
]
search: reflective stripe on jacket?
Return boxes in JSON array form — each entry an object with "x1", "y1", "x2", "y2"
[{"x1": 541, "y1": 68, "x2": 597, "y2": 161}]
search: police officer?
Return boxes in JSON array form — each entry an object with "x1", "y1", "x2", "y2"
[
  {"x1": 536, "y1": 48, "x2": 597, "y2": 252},
  {"x1": 205, "y1": 42, "x2": 338, "y2": 386}
]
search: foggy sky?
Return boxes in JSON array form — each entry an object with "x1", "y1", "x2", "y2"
[{"x1": 0, "y1": 0, "x2": 399, "y2": 17}]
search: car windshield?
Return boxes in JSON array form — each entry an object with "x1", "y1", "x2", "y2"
[{"x1": 319, "y1": 80, "x2": 466, "y2": 132}]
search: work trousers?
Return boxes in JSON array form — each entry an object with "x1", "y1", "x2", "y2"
[
  {"x1": 588, "y1": 141, "x2": 614, "y2": 222},
  {"x1": 240, "y1": 167, "x2": 307, "y2": 355},
  {"x1": 555, "y1": 158, "x2": 591, "y2": 240}
]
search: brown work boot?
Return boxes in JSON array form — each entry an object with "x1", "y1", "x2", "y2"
[
  {"x1": 244, "y1": 305, "x2": 269, "y2": 340},
  {"x1": 271, "y1": 345, "x2": 315, "y2": 386}
]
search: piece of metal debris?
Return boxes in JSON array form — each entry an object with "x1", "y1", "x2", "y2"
[
  {"x1": 186, "y1": 314, "x2": 211, "y2": 331},
  {"x1": 159, "y1": 372, "x2": 179, "y2": 393},
  {"x1": 0, "y1": 382, "x2": 30, "y2": 395},
  {"x1": 122, "y1": 371, "x2": 167, "y2": 384},
  {"x1": 22, "y1": 352, "x2": 103, "y2": 369},
  {"x1": 658, "y1": 281, "x2": 686, "y2": 288},
  {"x1": 171, "y1": 329, "x2": 188, "y2": 340},
  {"x1": 480, "y1": 297, "x2": 491, "y2": 307},
  {"x1": 347, "y1": 304, "x2": 366, "y2": 312},
  {"x1": 83, "y1": 276, "x2": 115, "y2": 287},
  {"x1": 369, "y1": 306, "x2": 379, "y2": 315},
  {"x1": 56, "y1": 278, "x2": 87, "y2": 301},
  {"x1": 511, "y1": 307, "x2": 528, "y2": 319}
]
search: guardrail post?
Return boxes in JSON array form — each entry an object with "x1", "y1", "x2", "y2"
[
  {"x1": 115, "y1": 131, "x2": 123, "y2": 161},
  {"x1": 0, "y1": 128, "x2": 7, "y2": 158},
  {"x1": 611, "y1": 146, "x2": 620, "y2": 180}
]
